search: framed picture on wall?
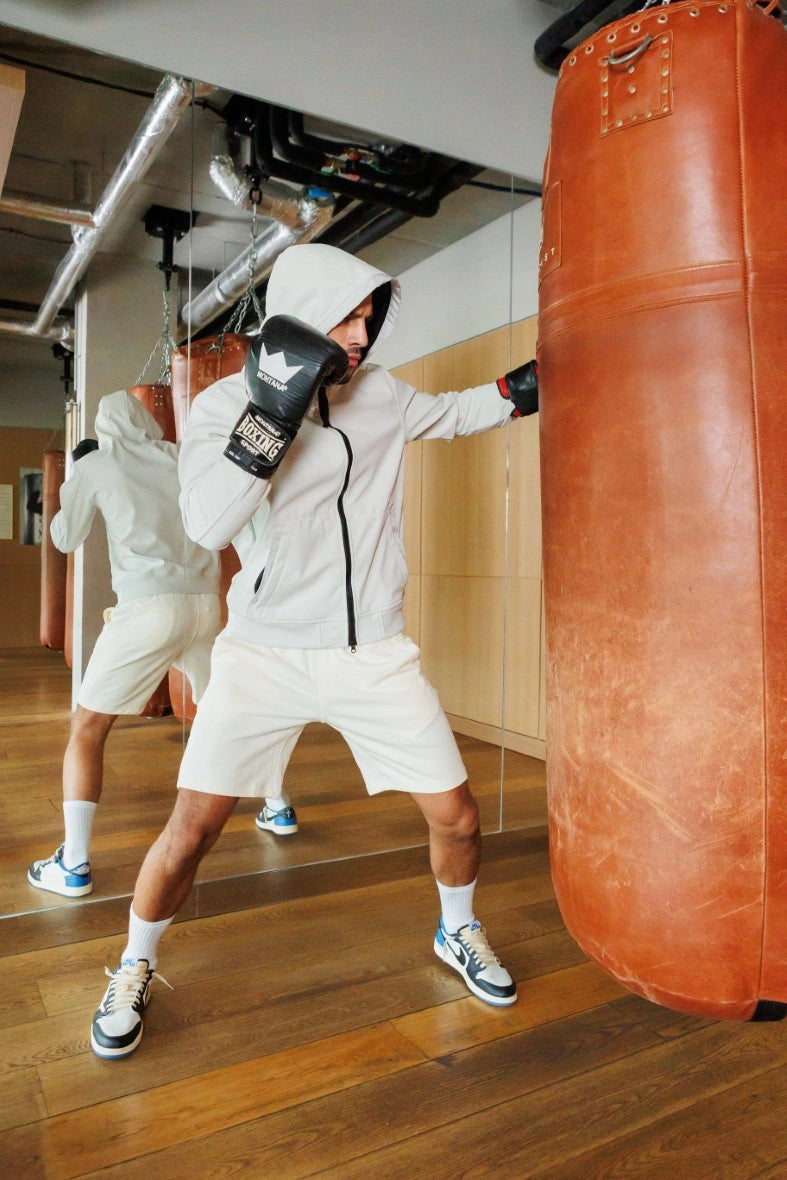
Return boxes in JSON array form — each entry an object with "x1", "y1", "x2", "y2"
[{"x1": 20, "y1": 467, "x2": 43, "y2": 546}]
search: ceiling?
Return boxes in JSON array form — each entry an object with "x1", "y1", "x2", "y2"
[{"x1": 0, "y1": 21, "x2": 544, "y2": 425}]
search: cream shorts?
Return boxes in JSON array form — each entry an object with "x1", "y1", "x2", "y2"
[
  {"x1": 177, "y1": 631, "x2": 467, "y2": 798},
  {"x1": 78, "y1": 593, "x2": 221, "y2": 715}
]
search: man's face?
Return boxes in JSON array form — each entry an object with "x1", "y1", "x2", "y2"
[{"x1": 327, "y1": 295, "x2": 374, "y2": 383}]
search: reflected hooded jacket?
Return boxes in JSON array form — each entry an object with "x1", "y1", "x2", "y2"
[
  {"x1": 178, "y1": 243, "x2": 512, "y2": 649},
  {"x1": 52, "y1": 389, "x2": 219, "y2": 603}
]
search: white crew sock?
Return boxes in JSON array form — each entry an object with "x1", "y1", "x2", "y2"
[
  {"x1": 62, "y1": 800, "x2": 97, "y2": 868},
  {"x1": 437, "y1": 878, "x2": 477, "y2": 935},
  {"x1": 265, "y1": 791, "x2": 291, "y2": 811},
  {"x1": 122, "y1": 906, "x2": 173, "y2": 969}
]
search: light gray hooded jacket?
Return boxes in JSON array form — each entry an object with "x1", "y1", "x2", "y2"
[
  {"x1": 52, "y1": 389, "x2": 219, "y2": 603},
  {"x1": 178, "y1": 243, "x2": 512, "y2": 648}
]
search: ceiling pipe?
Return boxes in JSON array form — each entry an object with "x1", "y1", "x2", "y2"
[
  {"x1": 0, "y1": 191, "x2": 95, "y2": 229},
  {"x1": 0, "y1": 318, "x2": 73, "y2": 344},
  {"x1": 26, "y1": 74, "x2": 213, "y2": 339},
  {"x1": 179, "y1": 187, "x2": 334, "y2": 337}
]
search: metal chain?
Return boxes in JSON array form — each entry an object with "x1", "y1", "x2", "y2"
[
  {"x1": 134, "y1": 283, "x2": 177, "y2": 386},
  {"x1": 211, "y1": 195, "x2": 265, "y2": 355}
]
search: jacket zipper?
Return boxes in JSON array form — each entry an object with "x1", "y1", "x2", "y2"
[{"x1": 318, "y1": 388, "x2": 357, "y2": 650}]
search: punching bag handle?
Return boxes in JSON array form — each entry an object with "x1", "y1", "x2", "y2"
[
  {"x1": 534, "y1": 0, "x2": 644, "y2": 71},
  {"x1": 607, "y1": 33, "x2": 653, "y2": 66}
]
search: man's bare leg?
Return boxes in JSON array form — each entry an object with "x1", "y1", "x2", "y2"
[
  {"x1": 412, "y1": 780, "x2": 516, "y2": 1006},
  {"x1": 63, "y1": 705, "x2": 117, "y2": 802},
  {"x1": 132, "y1": 788, "x2": 239, "y2": 921},
  {"x1": 411, "y1": 780, "x2": 480, "y2": 886},
  {"x1": 28, "y1": 706, "x2": 117, "y2": 895}
]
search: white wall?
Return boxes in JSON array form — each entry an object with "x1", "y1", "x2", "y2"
[
  {"x1": 0, "y1": 0, "x2": 558, "y2": 180},
  {"x1": 374, "y1": 199, "x2": 542, "y2": 371}
]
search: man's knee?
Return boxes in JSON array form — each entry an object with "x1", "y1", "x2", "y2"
[
  {"x1": 417, "y1": 782, "x2": 480, "y2": 842},
  {"x1": 69, "y1": 705, "x2": 117, "y2": 743},
  {"x1": 164, "y1": 791, "x2": 235, "y2": 860}
]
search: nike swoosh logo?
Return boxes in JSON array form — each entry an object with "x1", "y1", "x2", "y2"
[{"x1": 447, "y1": 941, "x2": 467, "y2": 967}]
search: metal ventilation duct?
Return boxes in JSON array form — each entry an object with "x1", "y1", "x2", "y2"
[
  {"x1": 0, "y1": 73, "x2": 211, "y2": 342},
  {"x1": 179, "y1": 186, "x2": 334, "y2": 336}
]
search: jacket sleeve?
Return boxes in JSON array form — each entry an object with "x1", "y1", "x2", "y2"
[
  {"x1": 394, "y1": 377, "x2": 512, "y2": 442},
  {"x1": 49, "y1": 467, "x2": 97, "y2": 553},
  {"x1": 178, "y1": 379, "x2": 272, "y2": 550}
]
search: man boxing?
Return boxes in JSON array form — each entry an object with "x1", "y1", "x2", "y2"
[
  {"x1": 89, "y1": 243, "x2": 538, "y2": 1059},
  {"x1": 27, "y1": 393, "x2": 221, "y2": 899}
]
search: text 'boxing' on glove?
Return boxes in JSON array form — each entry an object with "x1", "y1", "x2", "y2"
[{"x1": 224, "y1": 314, "x2": 349, "y2": 479}]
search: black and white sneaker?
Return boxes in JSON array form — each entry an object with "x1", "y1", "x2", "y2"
[
  {"x1": 255, "y1": 805, "x2": 298, "y2": 835},
  {"x1": 90, "y1": 958, "x2": 170, "y2": 1059},
  {"x1": 434, "y1": 918, "x2": 517, "y2": 1006}
]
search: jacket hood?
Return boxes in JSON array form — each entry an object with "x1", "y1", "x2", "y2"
[
  {"x1": 94, "y1": 390, "x2": 164, "y2": 447},
  {"x1": 264, "y1": 243, "x2": 400, "y2": 360}
]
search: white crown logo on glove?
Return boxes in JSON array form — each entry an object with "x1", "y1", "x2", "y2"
[{"x1": 256, "y1": 344, "x2": 304, "y2": 388}]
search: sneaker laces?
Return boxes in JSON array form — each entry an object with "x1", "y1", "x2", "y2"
[
  {"x1": 459, "y1": 922, "x2": 502, "y2": 969},
  {"x1": 101, "y1": 963, "x2": 173, "y2": 1012}
]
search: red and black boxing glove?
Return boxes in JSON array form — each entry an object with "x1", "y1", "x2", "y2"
[
  {"x1": 497, "y1": 359, "x2": 539, "y2": 418},
  {"x1": 225, "y1": 315, "x2": 348, "y2": 479}
]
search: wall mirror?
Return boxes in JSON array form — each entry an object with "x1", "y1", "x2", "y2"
[{"x1": 0, "y1": 22, "x2": 546, "y2": 938}]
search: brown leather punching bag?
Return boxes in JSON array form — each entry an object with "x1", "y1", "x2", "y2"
[
  {"x1": 40, "y1": 449, "x2": 68, "y2": 652},
  {"x1": 538, "y1": 0, "x2": 787, "y2": 1020},
  {"x1": 128, "y1": 384, "x2": 177, "y2": 717},
  {"x1": 167, "y1": 336, "x2": 247, "y2": 721}
]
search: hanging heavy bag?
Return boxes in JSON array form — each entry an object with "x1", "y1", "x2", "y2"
[
  {"x1": 538, "y1": 0, "x2": 787, "y2": 1021},
  {"x1": 40, "y1": 449, "x2": 68, "y2": 652}
]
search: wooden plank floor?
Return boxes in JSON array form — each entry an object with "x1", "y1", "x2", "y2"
[
  {"x1": 0, "y1": 648, "x2": 547, "y2": 925},
  {"x1": 2, "y1": 651, "x2": 787, "y2": 1176}
]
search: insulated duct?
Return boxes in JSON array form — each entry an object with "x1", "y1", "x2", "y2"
[
  {"x1": 0, "y1": 73, "x2": 211, "y2": 342},
  {"x1": 0, "y1": 192, "x2": 95, "y2": 228},
  {"x1": 179, "y1": 186, "x2": 334, "y2": 337}
]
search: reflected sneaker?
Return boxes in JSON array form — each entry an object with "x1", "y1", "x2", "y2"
[
  {"x1": 91, "y1": 958, "x2": 171, "y2": 1059},
  {"x1": 255, "y1": 804, "x2": 298, "y2": 836},
  {"x1": 434, "y1": 918, "x2": 517, "y2": 1007},
  {"x1": 27, "y1": 845, "x2": 92, "y2": 898}
]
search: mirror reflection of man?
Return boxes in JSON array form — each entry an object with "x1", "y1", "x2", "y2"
[
  {"x1": 27, "y1": 391, "x2": 221, "y2": 899},
  {"x1": 89, "y1": 244, "x2": 539, "y2": 1060}
]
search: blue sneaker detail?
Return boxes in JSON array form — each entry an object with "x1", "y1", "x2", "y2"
[
  {"x1": 28, "y1": 845, "x2": 92, "y2": 898},
  {"x1": 434, "y1": 917, "x2": 517, "y2": 1006},
  {"x1": 255, "y1": 805, "x2": 298, "y2": 836}
]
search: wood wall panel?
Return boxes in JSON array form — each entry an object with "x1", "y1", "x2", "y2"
[
  {"x1": 503, "y1": 575, "x2": 543, "y2": 741},
  {"x1": 394, "y1": 316, "x2": 544, "y2": 755},
  {"x1": 402, "y1": 572, "x2": 420, "y2": 645},
  {"x1": 420, "y1": 574, "x2": 505, "y2": 728},
  {"x1": 0, "y1": 427, "x2": 64, "y2": 649},
  {"x1": 421, "y1": 430, "x2": 507, "y2": 578}
]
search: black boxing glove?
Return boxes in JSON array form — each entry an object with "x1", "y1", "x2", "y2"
[
  {"x1": 224, "y1": 315, "x2": 349, "y2": 478},
  {"x1": 72, "y1": 438, "x2": 99, "y2": 462},
  {"x1": 497, "y1": 359, "x2": 539, "y2": 418}
]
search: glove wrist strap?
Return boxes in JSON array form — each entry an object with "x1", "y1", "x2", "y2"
[{"x1": 224, "y1": 402, "x2": 290, "y2": 479}]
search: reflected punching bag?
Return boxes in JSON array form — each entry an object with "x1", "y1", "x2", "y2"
[
  {"x1": 167, "y1": 336, "x2": 248, "y2": 722},
  {"x1": 40, "y1": 449, "x2": 67, "y2": 652},
  {"x1": 128, "y1": 384, "x2": 177, "y2": 717},
  {"x1": 538, "y1": 0, "x2": 787, "y2": 1020}
]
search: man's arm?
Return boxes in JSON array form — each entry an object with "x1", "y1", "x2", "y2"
[
  {"x1": 398, "y1": 361, "x2": 538, "y2": 443},
  {"x1": 178, "y1": 379, "x2": 272, "y2": 550},
  {"x1": 50, "y1": 466, "x2": 97, "y2": 553}
]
